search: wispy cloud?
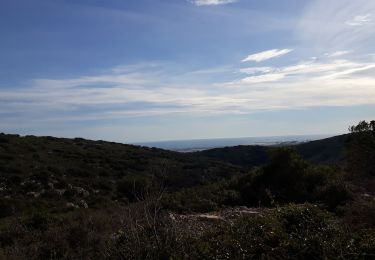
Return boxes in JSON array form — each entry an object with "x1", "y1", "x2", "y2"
[
  {"x1": 239, "y1": 67, "x2": 273, "y2": 75},
  {"x1": 299, "y1": 0, "x2": 375, "y2": 52},
  {"x1": 240, "y1": 73, "x2": 285, "y2": 83},
  {"x1": 238, "y1": 59, "x2": 375, "y2": 82},
  {"x1": 346, "y1": 14, "x2": 372, "y2": 26},
  {"x1": 190, "y1": 0, "x2": 237, "y2": 6},
  {"x1": 242, "y1": 49, "x2": 293, "y2": 63},
  {"x1": 326, "y1": 50, "x2": 351, "y2": 57},
  {"x1": 2, "y1": 56, "x2": 375, "y2": 126}
]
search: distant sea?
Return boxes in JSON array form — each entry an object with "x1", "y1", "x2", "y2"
[{"x1": 135, "y1": 134, "x2": 334, "y2": 152}]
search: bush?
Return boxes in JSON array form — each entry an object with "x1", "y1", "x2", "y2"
[
  {"x1": 162, "y1": 182, "x2": 241, "y2": 213},
  {"x1": 238, "y1": 148, "x2": 312, "y2": 206},
  {"x1": 232, "y1": 204, "x2": 343, "y2": 259},
  {"x1": 0, "y1": 199, "x2": 15, "y2": 218},
  {"x1": 116, "y1": 174, "x2": 152, "y2": 201},
  {"x1": 0, "y1": 134, "x2": 10, "y2": 144},
  {"x1": 23, "y1": 212, "x2": 52, "y2": 231},
  {"x1": 317, "y1": 181, "x2": 353, "y2": 211},
  {"x1": 190, "y1": 204, "x2": 370, "y2": 260},
  {"x1": 343, "y1": 199, "x2": 375, "y2": 229}
]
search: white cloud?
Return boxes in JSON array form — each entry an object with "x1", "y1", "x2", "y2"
[
  {"x1": 346, "y1": 14, "x2": 372, "y2": 26},
  {"x1": 326, "y1": 50, "x2": 351, "y2": 57},
  {"x1": 187, "y1": 66, "x2": 233, "y2": 75},
  {"x1": 190, "y1": 0, "x2": 237, "y2": 6},
  {"x1": 239, "y1": 67, "x2": 272, "y2": 75},
  {"x1": 240, "y1": 73, "x2": 285, "y2": 83},
  {"x1": 242, "y1": 49, "x2": 293, "y2": 63},
  {"x1": 238, "y1": 59, "x2": 375, "y2": 83},
  {"x1": 319, "y1": 63, "x2": 375, "y2": 80}
]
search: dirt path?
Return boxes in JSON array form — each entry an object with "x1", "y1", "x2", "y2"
[{"x1": 168, "y1": 207, "x2": 270, "y2": 236}]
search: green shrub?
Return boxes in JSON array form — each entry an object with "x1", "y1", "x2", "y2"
[
  {"x1": 238, "y1": 148, "x2": 311, "y2": 206},
  {"x1": 317, "y1": 181, "x2": 353, "y2": 210},
  {"x1": 116, "y1": 174, "x2": 152, "y2": 201},
  {"x1": 0, "y1": 199, "x2": 15, "y2": 218},
  {"x1": 190, "y1": 204, "x2": 370, "y2": 260},
  {"x1": 23, "y1": 212, "x2": 52, "y2": 231},
  {"x1": 343, "y1": 199, "x2": 375, "y2": 229}
]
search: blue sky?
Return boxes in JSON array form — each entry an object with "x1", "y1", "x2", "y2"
[{"x1": 1, "y1": 0, "x2": 375, "y2": 142}]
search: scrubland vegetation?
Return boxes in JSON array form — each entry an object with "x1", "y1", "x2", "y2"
[{"x1": 0, "y1": 121, "x2": 374, "y2": 259}]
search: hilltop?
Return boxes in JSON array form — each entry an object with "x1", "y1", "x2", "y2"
[{"x1": 194, "y1": 134, "x2": 348, "y2": 167}]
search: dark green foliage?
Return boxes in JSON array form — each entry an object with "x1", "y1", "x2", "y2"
[
  {"x1": 236, "y1": 148, "x2": 347, "y2": 207},
  {"x1": 164, "y1": 148, "x2": 353, "y2": 212},
  {"x1": 1, "y1": 203, "x2": 373, "y2": 260},
  {"x1": 0, "y1": 209, "x2": 114, "y2": 259},
  {"x1": 231, "y1": 205, "x2": 339, "y2": 259},
  {"x1": 195, "y1": 145, "x2": 269, "y2": 168},
  {"x1": 116, "y1": 174, "x2": 152, "y2": 201},
  {"x1": 343, "y1": 199, "x2": 375, "y2": 229},
  {"x1": 189, "y1": 204, "x2": 374, "y2": 259},
  {"x1": 317, "y1": 180, "x2": 353, "y2": 210},
  {"x1": 0, "y1": 198, "x2": 15, "y2": 218},
  {"x1": 23, "y1": 212, "x2": 52, "y2": 231},
  {"x1": 0, "y1": 133, "x2": 244, "y2": 217},
  {"x1": 295, "y1": 134, "x2": 348, "y2": 163},
  {"x1": 163, "y1": 182, "x2": 241, "y2": 212},
  {"x1": 253, "y1": 148, "x2": 309, "y2": 203},
  {"x1": 347, "y1": 120, "x2": 375, "y2": 178},
  {"x1": 196, "y1": 135, "x2": 348, "y2": 167},
  {"x1": 0, "y1": 134, "x2": 10, "y2": 144}
]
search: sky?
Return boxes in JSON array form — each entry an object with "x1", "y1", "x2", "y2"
[{"x1": 1, "y1": 0, "x2": 375, "y2": 143}]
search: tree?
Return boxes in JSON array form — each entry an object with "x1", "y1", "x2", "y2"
[
  {"x1": 347, "y1": 120, "x2": 375, "y2": 177},
  {"x1": 239, "y1": 148, "x2": 310, "y2": 206}
]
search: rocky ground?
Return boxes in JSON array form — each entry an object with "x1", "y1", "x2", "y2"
[{"x1": 168, "y1": 207, "x2": 271, "y2": 237}]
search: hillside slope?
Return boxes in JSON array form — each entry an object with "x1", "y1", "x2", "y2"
[
  {"x1": 0, "y1": 133, "x2": 244, "y2": 215},
  {"x1": 0, "y1": 133, "x2": 349, "y2": 216},
  {"x1": 193, "y1": 134, "x2": 348, "y2": 167}
]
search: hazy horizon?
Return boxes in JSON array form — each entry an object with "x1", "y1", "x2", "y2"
[
  {"x1": 135, "y1": 134, "x2": 337, "y2": 151},
  {"x1": 1, "y1": 130, "x2": 339, "y2": 146}
]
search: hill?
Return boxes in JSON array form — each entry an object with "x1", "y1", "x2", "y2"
[
  {"x1": 0, "y1": 133, "x2": 349, "y2": 213},
  {"x1": 0, "y1": 133, "x2": 349, "y2": 217},
  {"x1": 0, "y1": 127, "x2": 374, "y2": 259},
  {"x1": 193, "y1": 134, "x2": 348, "y2": 167},
  {"x1": 0, "y1": 133, "x2": 244, "y2": 215}
]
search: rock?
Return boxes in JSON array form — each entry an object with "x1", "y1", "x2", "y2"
[
  {"x1": 196, "y1": 214, "x2": 223, "y2": 221},
  {"x1": 27, "y1": 191, "x2": 40, "y2": 198},
  {"x1": 66, "y1": 202, "x2": 79, "y2": 209},
  {"x1": 74, "y1": 187, "x2": 90, "y2": 197},
  {"x1": 111, "y1": 229, "x2": 124, "y2": 240},
  {"x1": 79, "y1": 200, "x2": 88, "y2": 208},
  {"x1": 54, "y1": 189, "x2": 66, "y2": 196},
  {"x1": 169, "y1": 213, "x2": 176, "y2": 221}
]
